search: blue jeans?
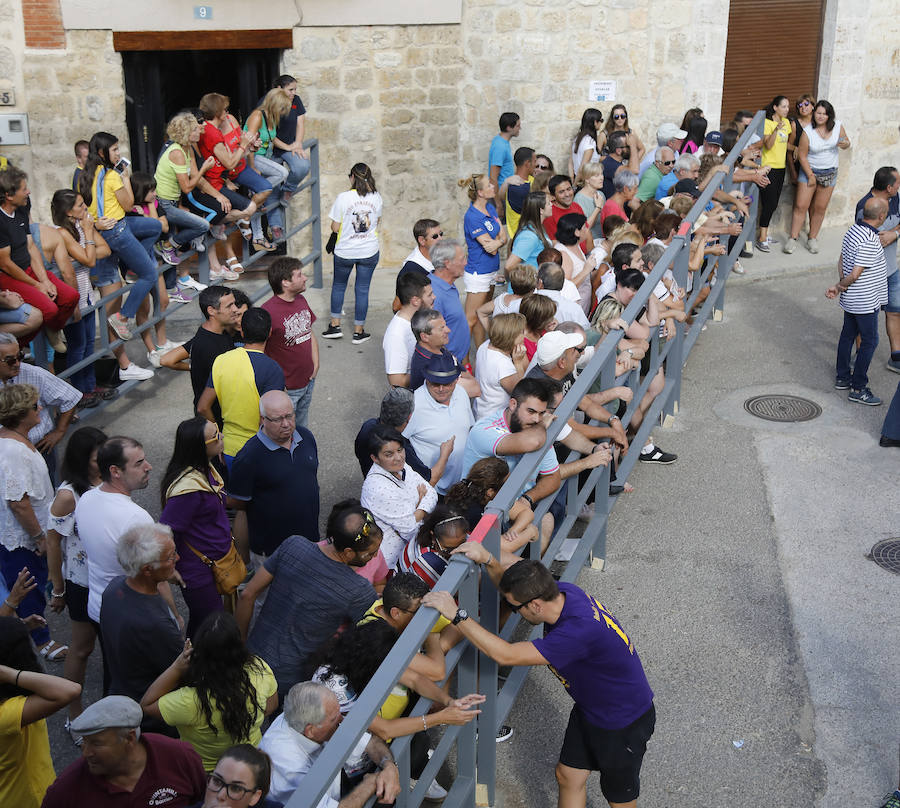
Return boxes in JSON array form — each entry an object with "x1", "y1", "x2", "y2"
[
  {"x1": 836, "y1": 309, "x2": 879, "y2": 389},
  {"x1": 64, "y1": 310, "x2": 97, "y2": 392},
  {"x1": 105, "y1": 218, "x2": 161, "y2": 319},
  {"x1": 330, "y1": 252, "x2": 380, "y2": 325},
  {"x1": 277, "y1": 151, "x2": 311, "y2": 193},
  {"x1": 0, "y1": 546, "x2": 50, "y2": 646},
  {"x1": 158, "y1": 198, "x2": 210, "y2": 248},
  {"x1": 254, "y1": 155, "x2": 288, "y2": 231},
  {"x1": 287, "y1": 378, "x2": 315, "y2": 430}
]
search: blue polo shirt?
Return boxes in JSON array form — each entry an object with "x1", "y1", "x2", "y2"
[
  {"x1": 428, "y1": 272, "x2": 470, "y2": 363},
  {"x1": 227, "y1": 427, "x2": 320, "y2": 556}
]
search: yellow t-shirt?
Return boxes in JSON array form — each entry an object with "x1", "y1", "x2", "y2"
[
  {"x1": 0, "y1": 696, "x2": 55, "y2": 808},
  {"x1": 761, "y1": 118, "x2": 791, "y2": 169},
  {"x1": 87, "y1": 166, "x2": 126, "y2": 220},
  {"x1": 157, "y1": 659, "x2": 277, "y2": 771}
]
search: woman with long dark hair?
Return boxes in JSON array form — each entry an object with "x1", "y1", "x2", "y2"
[
  {"x1": 505, "y1": 191, "x2": 551, "y2": 273},
  {"x1": 44, "y1": 426, "x2": 106, "y2": 730},
  {"x1": 682, "y1": 116, "x2": 708, "y2": 155},
  {"x1": 323, "y1": 163, "x2": 383, "y2": 344},
  {"x1": 570, "y1": 108, "x2": 604, "y2": 178},
  {"x1": 755, "y1": 96, "x2": 794, "y2": 252},
  {"x1": 603, "y1": 103, "x2": 645, "y2": 162},
  {"x1": 160, "y1": 416, "x2": 233, "y2": 636},
  {"x1": 0, "y1": 616, "x2": 81, "y2": 807},
  {"x1": 200, "y1": 744, "x2": 273, "y2": 808},
  {"x1": 78, "y1": 131, "x2": 161, "y2": 342},
  {"x1": 140, "y1": 611, "x2": 277, "y2": 772}
]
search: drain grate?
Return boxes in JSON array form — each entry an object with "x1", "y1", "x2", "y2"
[
  {"x1": 868, "y1": 539, "x2": 900, "y2": 575},
  {"x1": 743, "y1": 395, "x2": 822, "y2": 422}
]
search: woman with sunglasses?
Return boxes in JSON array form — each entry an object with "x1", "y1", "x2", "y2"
[
  {"x1": 199, "y1": 744, "x2": 273, "y2": 808},
  {"x1": 0, "y1": 384, "x2": 63, "y2": 660},
  {"x1": 603, "y1": 104, "x2": 646, "y2": 163},
  {"x1": 787, "y1": 94, "x2": 815, "y2": 187},
  {"x1": 785, "y1": 100, "x2": 850, "y2": 255},
  {"x1": 360, "y1": 425, "x2": 437, "y2": 569},
  {"x1": 160, "y1": 416, "x2": 233, "y2": 636}
]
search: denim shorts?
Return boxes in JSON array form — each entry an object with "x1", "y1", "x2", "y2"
[
  {"x1": 0, "y1": 302, "x2": 32, "y2": 323},
  {"x1": 885, "y1": 270, "x2": 900, "y2": 314},
  {"x1": 91, "y1": 255, "x2": 123, "y2": 287},
  {"x1": 798, "y1": 166, "x2": 838, "y2": 188}
]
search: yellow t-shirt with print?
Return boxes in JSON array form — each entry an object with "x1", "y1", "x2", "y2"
[{"x1": 761, "y1": 118, "x2": 791, "y2": 169}]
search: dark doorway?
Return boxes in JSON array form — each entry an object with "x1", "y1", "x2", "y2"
[{"x1": 122, "y1": 49, "x2": 280, "y2": 172}]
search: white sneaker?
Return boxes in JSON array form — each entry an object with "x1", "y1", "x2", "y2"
[
  {"x1": 119, "y1": 363, "x2": 154, "y2": 381},
  {"x1": 156, "y1": 340, "x2": 184, "y2": 353},
  {"x1": 425, "y1": 780, "x2": 448, "y2": 800},
  {"x1": 211, "y1": 267, "x2": 240, "y2": 281},
  {"x1": 177, "y1": 276, "x2": 208, "y2": 292},
  {"x1": 732, "y1": 260, "x2": 745, "y2": 275},
  {"x1": 190, "y1": 236, "x2": 206, "y2": 253},
  {"x1": 147, "y1": 350, "x2": 162, "y2": 368}
]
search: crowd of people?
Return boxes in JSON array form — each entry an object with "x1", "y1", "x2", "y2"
[{"x1": 1, "y1": 87, "x2": 898, "y2": 808}]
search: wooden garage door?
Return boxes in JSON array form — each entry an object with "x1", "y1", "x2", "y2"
[{"x1": 720, "y1": 0, "x2": 825, "y2": 124}]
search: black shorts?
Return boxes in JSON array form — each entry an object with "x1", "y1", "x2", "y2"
[
  {"x1": 559, "y1": 703, "x2": 655, "y2": 804},
  {"x1": 65, "y1": 581, "x2": 91, "y2": 623}
]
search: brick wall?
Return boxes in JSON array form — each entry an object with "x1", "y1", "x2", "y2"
[{"x1": 22, "y1": 0, "x2": 65, "y2": 49}]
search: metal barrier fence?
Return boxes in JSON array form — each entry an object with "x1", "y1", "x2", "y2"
[
  {"x1": 287, "y1": 111, "x2": 766, "y2": 808},
  {"x1": 31, "y1": 139, "x2": 322, "y2": 406}
]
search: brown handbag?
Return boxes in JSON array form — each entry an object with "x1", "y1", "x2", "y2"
[{"x1": 186, "y1": 540, "x2": 246, "y2": 595}]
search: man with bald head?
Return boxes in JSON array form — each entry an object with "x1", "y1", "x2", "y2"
[
  {"x1": 827, "y1": 196, "x2": 890, "y2": 405},
  {"x1": 228, "y1": 389, "x2": 320, "y2": 565},
  {"x1": 636, "y1": 147, "x2": 676, "y2": 202}
]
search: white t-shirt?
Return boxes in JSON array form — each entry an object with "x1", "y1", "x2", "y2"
[
  {"x1": 474, "y1": 341, "x2": 516, "y2": 420},
  {"x1": 383, "y1": 313, "x2": 416, "y2": 376},
  {"x1": 571, "y1": 134, "x2": 600, "y2": 177},
  {"x1": 74, "y1": 487, "x2": 154, "y2": 622},
  {"x1": 329, "y1": 189, "x2": 383, "y2": 260},
  {"x1": 0, "y1": 439, "x2": 53, "y2": 552},
  {"x1": 492, "y1": 294, "x2": 521, "y2": 316}
]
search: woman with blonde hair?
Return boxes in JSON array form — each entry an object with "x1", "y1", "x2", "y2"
[
  {"x1": 459, "y1": 173, "x2": 507, "y2": 348},
  {"x1": 574, "y1": 161, "x2": 606, "y2": 241},
  {"x1": 474, "y1": 312, "x2": 528, "y2": 419},
  {"x1": 244, "y1": 88, "x2": 292, "y2": 242}
]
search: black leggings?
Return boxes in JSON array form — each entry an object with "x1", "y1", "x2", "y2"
[{"x1": 757, "y1": 167, "x2": 786, "y2": 228}]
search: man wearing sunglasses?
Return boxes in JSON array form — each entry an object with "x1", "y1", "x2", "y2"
[
  {"x1": 0, "y1": 331, "x2": 81, "y2": 483},
  {"x1": 397, "y1": 218, "x2": 443, "y2": 283},
  {"x1": 424, "y1": 554, "x2": 654, "y2": 808},
  {"x1": 636, "y1": 147, "x2": 676, "y2": 202}
]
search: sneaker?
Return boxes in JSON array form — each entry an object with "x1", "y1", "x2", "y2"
[
  {"x1": 352, "y1": 331, "x2": 371, "y2": 345},
  {"x1": 425, "y1": 780, "x2": 448, "y2": 800},
  {"x1": 886, "y1": 358, "x2": 900, "y2": 375},
  {"x1": 495, "y1": 724, "x2": 514, "y2": 743},
  {"x1": 807, "y1": 237, "x2": 819, "y2": 254},
  {"x1": 158, "y1": 244, "x2": 182, "y2": 266},
  {"x1": 639, "y1": 446, "x2": 678, "y2": 464},
  {"x1": 107, "y1": 312, "x2": 133, "y2": 341},
  {"x1": 783, "y1": 237, "x2": 797, "y2": 254},
  {"x1": 167, "y1": 289, "x2": 193, "y2": 305},
  {"x1": 834, "y1": 377, "x2": 851, "y2": 390},
  {"x1": 732, "y1": 260, "x2": 745, "y2": 275},
  {"x1": 322, "y1": 324, "x2": 343, "y2": 339},
  {"x1": 76, "y1": 391, "x2": 101, "y2": 410},
  {"x1": 177, "y1": 276, "x2": 208, "y2": 292},
  {"x1": 271, "y1": 226, "x2": 285, "y2": 241},
  {"x1": 879, "y1": 789, "x2": 900, "y2": 808},
  {"x1": 576, "y1": 502, "x2": 594, "y2": 522},
  {"x1": 190, "y1": 236, "x2": 206, "y2": 253},
  {"x1": 45, "y1": 328, "x2": 67, "y2": 354},
  {"x1": 157, "y1": 339, "x2": 185, "y2": 353},
  {"x1": 124, "y1": 270, "x2": 138, "y2": 284},
  {"x1": 210, "y1": 224, "x2": 227, "y2": 241},
  {"x1": 755, "y1": 240, "x2": 771, "y2": 253},
  {"x1": 848, "y1": 387, "x2": 882, "y2": 406},
  {"x1": 210, "y1": 267, "x2": 240, "y2": 282},
  {"x1": 119, "y1": 363, "x2": 154, "y2": 381},
  {"x1": 147, "y1": 350, "x2": 162, "y2": 368}
]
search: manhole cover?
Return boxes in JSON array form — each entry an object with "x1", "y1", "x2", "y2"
[
  {"x1": 868, "y1": 539, "x2": 900, "y2": 575},
  {"x1": 743, "y1": 395, "x2": 822, "y2": 422}
]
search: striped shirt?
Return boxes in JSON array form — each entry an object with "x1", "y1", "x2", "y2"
[
  {"x1": 839, "y1": 223, "x2": 888, "y2": 314},
  {"x1": 397, "y1": 540, "x2": 447, "y2": 589},
  {"x1": 3, "y1": 361, "x2": 82, "y2": 443}
]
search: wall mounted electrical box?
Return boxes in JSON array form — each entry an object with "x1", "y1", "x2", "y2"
[{"x1": 0, "y1": 114, "x2": 30, "y2": 146}]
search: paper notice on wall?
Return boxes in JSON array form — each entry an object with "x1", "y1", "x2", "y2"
[{"x1": 589, "y1": 80, "x2": 616, "y2": 103}]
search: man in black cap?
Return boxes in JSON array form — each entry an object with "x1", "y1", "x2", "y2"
[{"x1": 42, "y1": 695, "x2": 206, "y2": 807}]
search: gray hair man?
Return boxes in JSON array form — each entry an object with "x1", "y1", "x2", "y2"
[
  {"x1": 655, "y1": 153, "x2": 700, "y2": 201},
  {"x1": 428, "y1": 238, "x2": 471, "y2": 365},
  {"x1": 260, "y1": 681, "x2": 400, "y2": 806},
  {"x1": 636, "y1": 146, "x2": 677, "y2": 202},
  {"x1": 638, "y1": 121, "x2": 687, "y2": 177},
  {"x1": 409, "y1": 306, "x2": 480, "y2": 398}
]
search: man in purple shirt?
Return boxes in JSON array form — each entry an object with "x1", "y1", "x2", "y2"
[{"x1": 425, "y1": 552, "x2": 654, "y2": 808}]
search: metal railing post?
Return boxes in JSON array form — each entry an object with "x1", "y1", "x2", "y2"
[{"x1": 309, "y1": 139, "x2": 323, "y2": 288}]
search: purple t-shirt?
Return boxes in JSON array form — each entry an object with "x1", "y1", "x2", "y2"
[{"x1": 532, "y1": 581, "x2": 653, "y2": 729}]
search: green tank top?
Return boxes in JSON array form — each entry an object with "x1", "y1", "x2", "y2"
[
  {"x1": 154, "y1": 143, "x2": 190, "y2": 202},
  {"x1": 244, "y1": 113, "x2": 278, "y2": 157}
]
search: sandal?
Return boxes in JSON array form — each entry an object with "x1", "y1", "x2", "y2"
[
  {"x1": 237, "y1": 219, "x2": 252, "y2": 241},
  {"x1": 252, "y1": 238, "x2": 276, "y2": 253},
  {"x1": 225, "y1": 257, "x2": 244, "y2": 274},
  {"x1": 39, "y1": 640, "x2": 68, "y2": 661}
]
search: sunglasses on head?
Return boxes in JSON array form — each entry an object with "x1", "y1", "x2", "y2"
[
  {"x1": 354, "y1": 511, "x2": 377, "y2": 545},
  {"x1": 1, "y1": 350, "x2": 25, "y2": 367}
]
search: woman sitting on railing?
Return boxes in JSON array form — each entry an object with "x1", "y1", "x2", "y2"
[{"x1": 244, "y1": 89, "x2": 292, "y2": 243}]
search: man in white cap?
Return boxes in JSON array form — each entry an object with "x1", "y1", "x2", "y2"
[
  {"x1": 638, "y1": 122, "x2": 686, "y2": 179},
  {"x1": 42, "y1": 695, "x2": 206, "y2": 807}
]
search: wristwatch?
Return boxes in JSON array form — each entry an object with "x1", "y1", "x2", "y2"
[
  {"x1": 452, "y1": 608, "x2": 469, "y2": 625},
  {"x1": 520, "y1": 493, "x2": 535, "y2": 509}
]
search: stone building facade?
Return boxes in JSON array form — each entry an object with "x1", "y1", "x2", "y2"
[{"x1": 0, "y1": 0, "x2": 897, "y2": 265}]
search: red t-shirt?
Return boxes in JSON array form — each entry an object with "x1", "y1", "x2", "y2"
[
  {"x1": 197, "y1": 122, "x2": 227, "y2": 190},
  {"x1": 544, "y1": 202, "x2": 588, "y2": 252},
  {"x1": 262, "y1": 294, "x2": 317, "y2": 389},
  {"x1": 601, "y1": 198, "x2": 629, "y2": 232},
  {"x1": 41, "y1": 733, "x2": 206, "y2": 808}
]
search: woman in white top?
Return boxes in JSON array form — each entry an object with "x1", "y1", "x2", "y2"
[
  {"x1": 0, "y1": 384, "x2": 60, "y2": 659},
  {"x1": 785, "y1": 100, "x2": 850, "y2": 254},
  {"x1": 44, "y1": 426, "x2": 106, "y2": 733},
  {"x1": 474, "y1": 313, "x2": 528, "y2": 419},
  {"x1": 360, "y1": 425, "x2": 437, "y2": 569},
  {"x1": 324, "y1": 163, "x2": 383, "y2": 344},
  {"x1": 477, "y1": 263, "x2": 536, "y2": 338},
  {"x1": 569, "y1": 108, "x2": 604, "y2": 179},
  {"x1": 554, "y1": 212, "x2": 598, "y2": 314}
]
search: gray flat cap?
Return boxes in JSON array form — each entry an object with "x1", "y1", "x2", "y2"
[{"x1": 70, "y1": 695, "x2": 142, "y2": 735}]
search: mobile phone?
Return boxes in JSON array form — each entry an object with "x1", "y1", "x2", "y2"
[{"x1": 114, "y1": 157, "x2": 131, "y2": 174}]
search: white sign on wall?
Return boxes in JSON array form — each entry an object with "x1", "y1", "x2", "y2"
[{"x1": 589, "y1": 80, "x2": 617, "y2": 103}]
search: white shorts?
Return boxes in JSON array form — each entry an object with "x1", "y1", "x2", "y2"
[{"x1": 464, "y1": 271, "x2": 497, "y2": 294}]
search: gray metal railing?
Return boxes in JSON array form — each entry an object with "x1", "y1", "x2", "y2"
[
  {"x1": 285, "y1": 112, "x2": 766, "y2": 808},
  {"x1": 31, "y1": 139, "x2": 322, "y2": 406}
]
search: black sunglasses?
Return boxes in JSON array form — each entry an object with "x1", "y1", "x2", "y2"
[
  {"x1": 658, "y1": 159, "x2": 676, "y2": 167},
  {"x1": 430, "y1": 231, "x2": 444, "y2": 240},
  {"x1": 505, "y1": 595, "x2": 538, "y2": 612},
  {"x1": 1, "y1": 350, "x2": 25, "y2": 367},
  {"x1": 613, "y1": 113, "x2": 627, "y2": 119}
]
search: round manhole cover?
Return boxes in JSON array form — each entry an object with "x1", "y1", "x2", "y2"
[
  {"x1": 868, "y1": 539, "x2": 900, "y2": 575},
  {"x1": 743, "y1": 395, "x2": 822, "y2": 422}
]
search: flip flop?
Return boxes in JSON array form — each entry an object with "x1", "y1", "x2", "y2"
[
  {"x1": 237, "y1": 219, "x2": 252, "y2": 241},
  {"x1": 39, "y1": 640, "x2": 68, "y2": 661}
]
